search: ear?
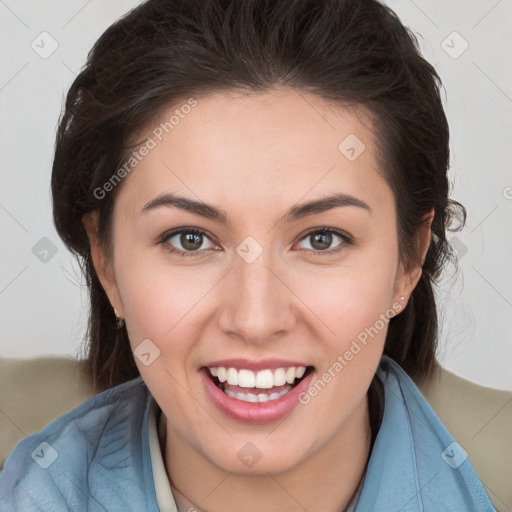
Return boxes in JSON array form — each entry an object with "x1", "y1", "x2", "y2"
[
  {"x1": 392, "y1": 209, "x2": 435, "y2": 306},
  {"x1": 82, "y1": 211, "x2": 124, "y2": 318}
]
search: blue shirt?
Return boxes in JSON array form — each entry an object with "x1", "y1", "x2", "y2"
[{"x1": 0, "y1": 355, "x2": 497, "y2": 511}]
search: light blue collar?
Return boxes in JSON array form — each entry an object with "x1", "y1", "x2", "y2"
[{"x1": 355, "y1": 355, "x2": 496, "y2": 511}]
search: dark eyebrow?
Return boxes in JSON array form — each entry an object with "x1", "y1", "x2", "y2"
[
  {"x1": 141, "y1": 193, "x2": 229, "y2": 225},
  {"x1": 141, "y1": 192, "x2": 371, "y2": 224},
  {"x1": 283, "y1": 192, "x2": 371, "y2": 222}
]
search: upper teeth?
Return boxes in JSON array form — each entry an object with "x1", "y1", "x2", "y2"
[{"x1": 208, "y1": 366, "x2": 307, "y2": 388}]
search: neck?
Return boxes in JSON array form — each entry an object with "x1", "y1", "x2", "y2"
[{"x1": 159, "y1": 395, "x2": 373, "y2": 512}]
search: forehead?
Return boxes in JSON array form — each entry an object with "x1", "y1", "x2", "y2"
[{"x1": 114, "y1": 88, "x2": 392, "y2": 222}]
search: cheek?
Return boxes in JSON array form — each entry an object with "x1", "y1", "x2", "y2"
[
  {"x1": 115, "y1": 262, "x2": 203, "y2": 410},
  {"x1": 295, "y1": 257, "x2": 396, "y2": 425},
  {"x1": 113, "y1": 244, "x2": 205, "y2": 356},
  {"x1": 298, "y1": 252, "x2": 396, "y2": 335}
]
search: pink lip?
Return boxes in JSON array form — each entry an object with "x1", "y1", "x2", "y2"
[
  {"x1": 200, "y1": 367, "x2": 315, "y2": 424},
  {"x1": 203, "y1": 358, "x2": 309, "y2": 371}
]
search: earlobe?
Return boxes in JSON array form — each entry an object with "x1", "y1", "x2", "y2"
[
  {"x1": 392, "y1": 261, "x2": 416, "y2": 309},
  {"x1": 82, "y1": 211, "x2": 124, "y2": 318}
]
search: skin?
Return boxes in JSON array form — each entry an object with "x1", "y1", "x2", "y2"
[{"x1": 83, "y1": 87, "x2": 433, "y2": 512}]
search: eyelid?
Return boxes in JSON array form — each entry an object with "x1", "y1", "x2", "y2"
[{"x1": 298, "y1": 226, "x2": 353, "y2": 243}]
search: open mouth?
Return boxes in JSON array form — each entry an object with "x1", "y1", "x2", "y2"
[{"x1": 203, "y1": 365, "x2": 315, "y2": 403}]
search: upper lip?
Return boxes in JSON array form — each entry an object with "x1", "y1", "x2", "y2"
[{"x1": 203, "y1": 358, "x2": 312, "y2": 371}]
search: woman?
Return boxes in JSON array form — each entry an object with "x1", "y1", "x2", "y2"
[{"x1": 0, "y1": 0, "x2": 497, "y2": 510}]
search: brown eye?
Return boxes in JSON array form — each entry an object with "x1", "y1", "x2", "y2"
[
  {"x1": 179, "y1": 232, "x2": 203, "y2": 251},
  {"x1": 310, "y1": 231, "x2": 334, "y2": 250},
  {"x1": 161, "y1": 228, "x2": 217, "y2": 257},
  {"x1": 296, "y1": 228, "x2": 351, "y2": 254}
]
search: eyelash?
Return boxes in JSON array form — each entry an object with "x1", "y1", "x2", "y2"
[{"x1": 157, "y1": 227, "x2": 353, "y2": 258}]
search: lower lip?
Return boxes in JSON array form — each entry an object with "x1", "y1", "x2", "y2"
[{"x1": 200, "y1": 368, "x2": 315, "y2": 424}]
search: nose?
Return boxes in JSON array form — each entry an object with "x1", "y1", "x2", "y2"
[{"x1": 217, "y1": 246, "x2": 296, "y2": 345}]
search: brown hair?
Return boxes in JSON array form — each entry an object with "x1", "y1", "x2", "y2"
[{"x1": 51, "y1": 0, "x2": 465, "y2": 423}]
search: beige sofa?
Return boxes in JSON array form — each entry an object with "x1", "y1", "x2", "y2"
[{"x1": 0, "y1": 357, "x2": 510, "y2": 511}]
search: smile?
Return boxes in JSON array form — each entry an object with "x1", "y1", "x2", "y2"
[
  {"x1": 208, "y1": 366, "x2": 311, "y2": 402},
  {"x1": 200, "y1": 361, "x2": 316, "y2": 424}
]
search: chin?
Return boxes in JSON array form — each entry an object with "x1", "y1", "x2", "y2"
[{"x1": 204, "y1": 437, "x2": 311, "y2": 476}]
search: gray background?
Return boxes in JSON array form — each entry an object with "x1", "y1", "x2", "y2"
[{"x1": 1, "y1": 0, "x2": 511, "y2": 390}]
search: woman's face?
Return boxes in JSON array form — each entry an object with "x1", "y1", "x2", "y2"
[{"x1": 86, "y1": 88, "x2": 423, "y2": 475}]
